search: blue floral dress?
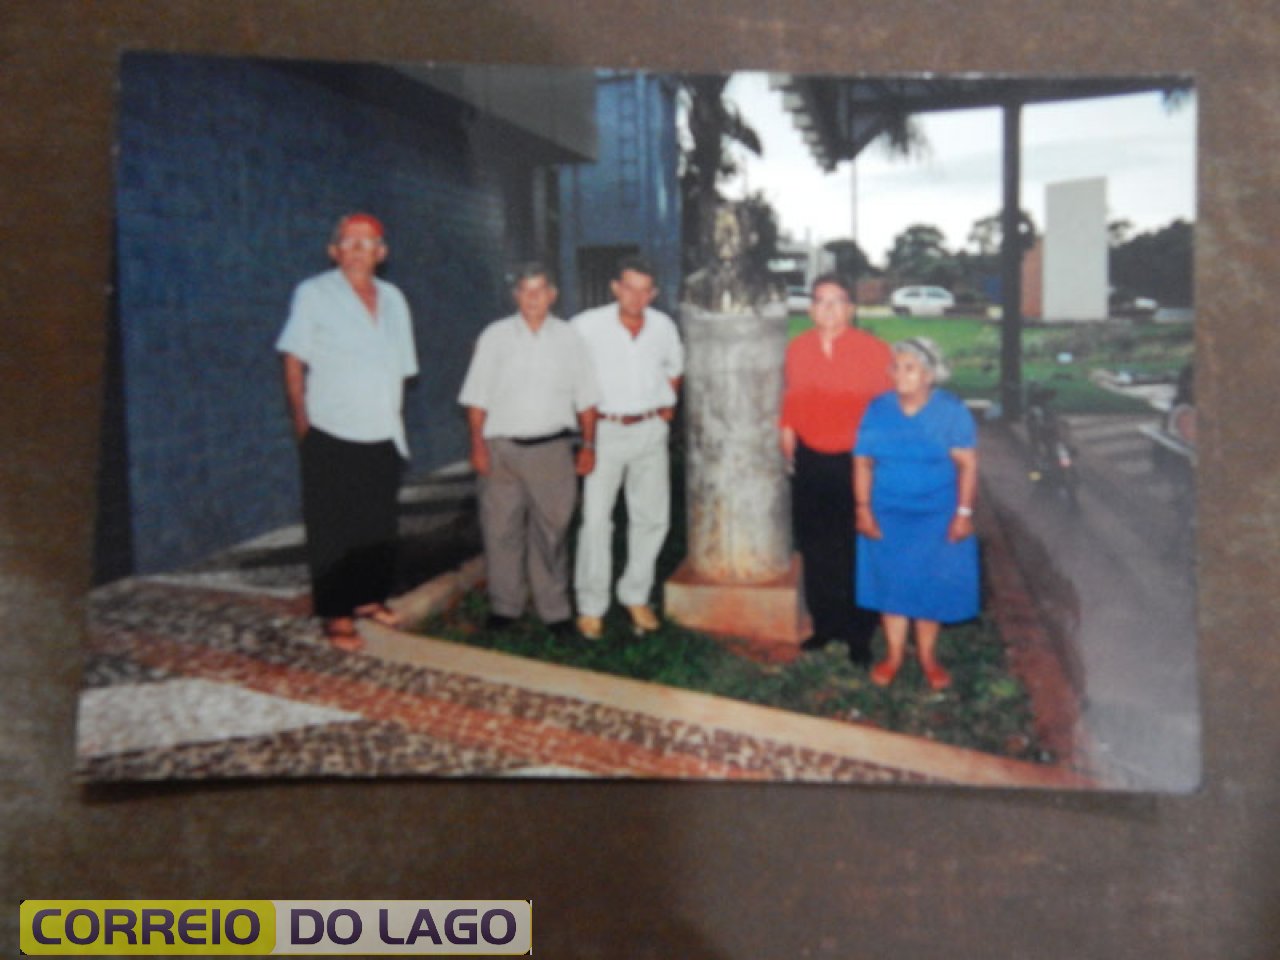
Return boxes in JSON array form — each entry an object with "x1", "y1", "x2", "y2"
[{"x1": 855, "y1": 389, "x2": 979, "y2": 623}]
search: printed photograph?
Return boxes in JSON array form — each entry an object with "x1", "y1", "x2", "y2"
[{"x1": 81, "y1": 53, "x2": 1198, "y2": 790}]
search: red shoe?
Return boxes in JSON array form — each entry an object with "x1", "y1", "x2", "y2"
[
  {"x1": 923, "y1": 662, "x2": 952, "y2": 691},
  {"x1": 869, "y1": 660, "x2": 900, "y2": 687}
]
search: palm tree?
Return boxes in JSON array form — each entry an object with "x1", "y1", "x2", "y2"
[{"x1": 678, "y1": 74, "x2": 764, "y2": 272}]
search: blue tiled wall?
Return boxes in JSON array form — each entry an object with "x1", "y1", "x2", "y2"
[
  {"x1": 112, "y1": 53, "x2": 524, "y2": 574},
  {"x1": 558, "y1": 73, "x2": 682, "y2": 316}
]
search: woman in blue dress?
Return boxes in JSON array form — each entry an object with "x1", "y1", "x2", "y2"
[{"x1": 854, "y1": 337, "x2": 979, "y2": 691}]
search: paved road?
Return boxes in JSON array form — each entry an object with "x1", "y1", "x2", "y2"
[{"x1": 981, "y1": 417, "x2": 1200, "y2": 791}]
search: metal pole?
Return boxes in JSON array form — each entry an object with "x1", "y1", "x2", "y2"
[{"x1": 999, "y1": 100, "x2": 1024, "y2": 420}]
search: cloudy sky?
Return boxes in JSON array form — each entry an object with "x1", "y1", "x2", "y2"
[{"x1": 721, "y1": 72, "x2": 1197, "y2": 269}]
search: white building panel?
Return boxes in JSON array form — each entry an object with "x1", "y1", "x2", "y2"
[{"x1": 1044, "y1": 178, "x2": 1108, "y2": 322}]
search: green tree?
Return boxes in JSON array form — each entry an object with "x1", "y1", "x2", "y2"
[
  {"x1": 1108, "y1": 218, "x2": 1135, "y2": 247},
  {"x1": 823, "y1": 237, "x2": 874, "y2": 284},
  {"x1": 887, "y1": 224, "x2": 959, "y2": 287},
  {"x1": 966, "y1": 209, "x2": 1037, "y2": 259},
  {"x1": 1110, "y1": 218, "x2": 1194, "y2": 307}
]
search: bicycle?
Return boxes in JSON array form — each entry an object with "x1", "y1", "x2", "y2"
[{"x1": 1024, "y1": 382, "x2": 1079, "y2": 505}]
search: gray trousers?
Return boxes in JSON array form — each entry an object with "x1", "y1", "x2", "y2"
[{"x1": 480, "y1": 436, "x2": 577, "y2": 621}]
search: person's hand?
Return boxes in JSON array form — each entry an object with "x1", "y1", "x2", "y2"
[
  {"x1": 855, "y1": 504, "x2": 882, "y2": 539},
  {"x1": 470, "y1": 441, "x2": 491, "y2": 477},
  {"x1": 293, "y1": 415, "x2": 310, "y2": 442},
  {"x1": 657, "y1": 406, "x2": 676, "y2": 422},
  {"x1": 948, "y1": 513, "x2": 975, "y2": 542},
  {"x1": 575, "y1": 446, "x2": 596, "y2": 477}
]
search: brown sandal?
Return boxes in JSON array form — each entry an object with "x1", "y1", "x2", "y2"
[
  {"x1": 354, "y1": 602, "x2": 402, "y2": 628},
  {"x1": 324, "y1": 618, "x2": 364, "y2": 652}
]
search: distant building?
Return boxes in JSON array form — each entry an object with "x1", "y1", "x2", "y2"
[
  {"x1": 1022, "y1": 239, "x2": 1044, "y2": 321},
  {"x1": 857, "y1": 277, "x2": 889, "y2": 307},
  {"x1": 1043, "y1": 178, "x2": 1109, "y2": 322},
  {"x1": 768, "y1": 237, "x2": 834, "y2": 297}
]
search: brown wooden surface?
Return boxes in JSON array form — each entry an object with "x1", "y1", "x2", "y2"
[{"x1": 3, "y1": 2, "x2": 1278, "y2": 956}]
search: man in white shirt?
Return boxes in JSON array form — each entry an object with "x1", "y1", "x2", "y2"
[
  {"x1": 458, "y1": 264, "x2": 599, "y2": 634},
  {"x1": 571, "y1": 256, "x2": 684, "y2": 639},
  {"x1": 276, "y1": 213, "x2": 418, "y2": 651}
]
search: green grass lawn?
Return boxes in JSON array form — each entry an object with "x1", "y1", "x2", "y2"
[{"x1": 788, "y1": 311, "x2": 1193, "y2": 415}]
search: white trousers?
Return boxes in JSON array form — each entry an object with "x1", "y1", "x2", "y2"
[{"x1": 574, "y1": 418, "x2": 671, "y2": 616}]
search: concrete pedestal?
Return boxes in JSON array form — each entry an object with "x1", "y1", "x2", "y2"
[
  {"x1": 664, "y1": 553, "x2": 811, "y2": 652},
  {"x1": 679, "y1": 303, "x2": 792, "y2": 582},
  {"x1": 667, "y1": 302, "x2": 808, "y2": 649}
]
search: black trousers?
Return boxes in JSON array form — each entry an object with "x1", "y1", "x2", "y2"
[
  {"x1": 792, "y1": 441, "x2": 880, "y2": 654},
  {"x1": 300, "y1": 428, "x2": 403, "y2": 619}
]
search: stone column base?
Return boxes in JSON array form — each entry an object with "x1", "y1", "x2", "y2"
[{"x1": 663, "y1": 553, "x2": 811, "y2": 651}]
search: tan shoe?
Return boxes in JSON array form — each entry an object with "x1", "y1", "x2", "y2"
[
  {"x1": 626, "y1": 604, "x2": 660, "y2": 633},
  {"x1": 576, "y1": 615, "x2": 603, "y2": 640}
]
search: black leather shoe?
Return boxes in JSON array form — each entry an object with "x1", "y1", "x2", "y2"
[
  {"x1": 801, "y1": 634, "x2": 831, "y2": 652},
  {"x1": 485, "y1": 613, "x2": 517, "y2": 630},
  {"x1": 846, "y1": 640, "x2": 873, "y2": 668},
  {"x1": 544, "y1": 619, "x2": 575, "y2": 639}
]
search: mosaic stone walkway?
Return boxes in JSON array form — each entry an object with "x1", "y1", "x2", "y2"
[{"x1": 77, "y1": 468, "x2": 1092, "y2": 788}]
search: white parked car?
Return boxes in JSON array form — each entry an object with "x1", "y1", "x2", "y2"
[{"x1": 890, "y1": 285, "x2": 956, "y2": 317}]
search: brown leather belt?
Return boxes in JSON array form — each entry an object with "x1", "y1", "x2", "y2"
[{"x1": 600, "y1": 410, "x2": 660, "y2": 425}]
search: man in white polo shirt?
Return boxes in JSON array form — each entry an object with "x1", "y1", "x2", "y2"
[
  {"x1": 277, "y1": 213, "x2": 418, "y2": 651},
  {"x1": 571, "y1": 256, "x2": 684, "y2": 639},
  {"x1": 459, "y1": 263, "x2": 599, "y2": 635}
]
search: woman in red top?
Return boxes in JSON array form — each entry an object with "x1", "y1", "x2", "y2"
[{"x1": 779, "y1": 274, "x2": 894, "y2": 666}]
